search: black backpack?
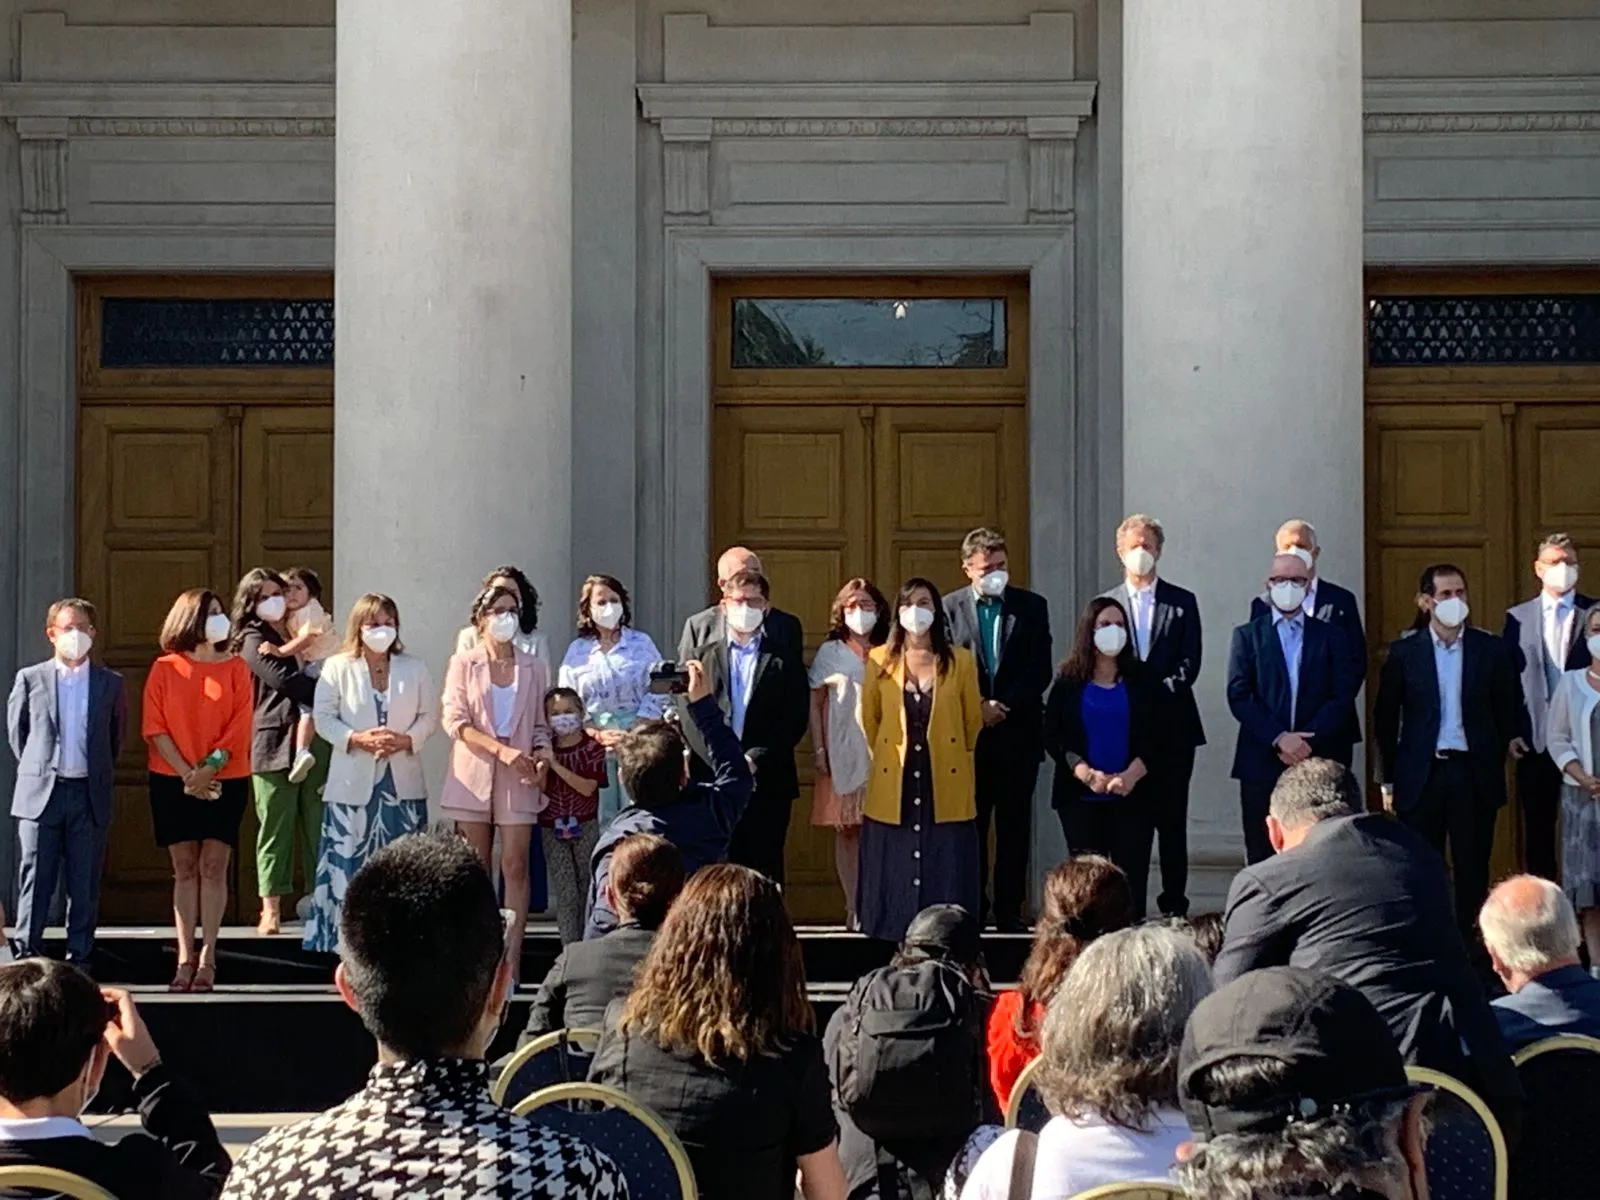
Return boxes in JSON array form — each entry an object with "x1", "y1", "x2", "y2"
[{"x1": 831, "y1": 957, "x2": 986, "y2": 1143}]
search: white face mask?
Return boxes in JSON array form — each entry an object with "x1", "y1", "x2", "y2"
[
  {"x1": 1432, "y1": 597, "x2": 1469, "y2": 629},
  {"x1": 1285, "y1": 546, "x2": 1315, "y2": 570},
  {"x1": 1588, "y1": 634, "x2": 1600, "y2": 661},
  {"x1": 549, "y1": 713, "x2": 583, "y2": 736},
  {"x1": 361, "y1": 624, "x2": 398, "y2": 654},
  {"x1": 1093, "y1": 624, "x2": 1128, "y2": 656},
  {"x1": 1270, "y1": 581, "x2": 1308, "y2": 614},
  {"x1": 1544, "y1": 562, "x2": 1580, "y2": 595},
  {"x1": 256, "y1": 594, "x2": 287, "y2": 623},
  {"x1": 976, "y1": 570, "x2": 1009, "y2": 598},
  {"x1": 54, "y1": 629, "x2": 92, "y2": 663},
  {"x1": 1122, "y1": 546, "x2": 1157, "y2": 578},
  {"x1": 487, "y1": 612, "x2": 520, "y2": 644},
  {"x1": 591, "y1": 600, "x2": 624, "y2": 631},
  {"x1": 898, "y1": 606, "x2": 935, "y2": 636},
  {"x1": 725, "y1": 603, "x2": 765, "y2": 636},
  {"x1": 204, "y1": 613, "x2": 232, "y2": 645},
  {"x1": 844, "y1": 608, "x2": 877, "y2": 638}
]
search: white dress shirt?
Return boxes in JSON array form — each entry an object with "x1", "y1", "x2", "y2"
[
  {"x1": 556, "y1": 627, "x2": 668, "y2": 723},
  {"x1": 1129, "y1": 582, "x2": 1157, "y2": 661},
  {"x1": 54, "y1": 659, "x2": 90, "y2": 778},
  {"x1": 1274, "y1": 609, "x2": 1305, "y2": 725},
  {"x1": 1543, "y1": 590, "x2": 1577, "y2": 677},
  {"x1": 728, "y1": 633, "x2": 763, "y2": 739},
  {"x1": 1431, "y1": 628, "x2": 1469, "y2": 752}
]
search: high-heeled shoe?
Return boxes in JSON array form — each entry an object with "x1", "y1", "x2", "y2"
[
  {"x1": 191, "y1": 962, "x2": 216, "y2": 993},
  {"x1": 169, "y1": 962, "x2": 196, "y2": 993}
]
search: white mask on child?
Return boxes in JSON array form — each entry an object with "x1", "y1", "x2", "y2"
[{"x1": 550, "y1": 714, "x2": 583, "y2": 736}]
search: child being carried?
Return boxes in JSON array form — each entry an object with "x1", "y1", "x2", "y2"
[{"x1": 259, "y1": 566, "x2": 341, "y2": 784}]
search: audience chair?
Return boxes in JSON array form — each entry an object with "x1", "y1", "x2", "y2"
[
  {"x1": 1068, "y1": 1184, "x2": 1185, "y2": 1199},
  {"x1": 514, "y1": 1081, "x2": 698, "y2": 1200},
  {"x1": 1004, "y1": 1055, "x2": 1050, "y2": 1132},
  {"x1": 0, "y1": 1164, "x2": 117, "y2": 1200},
  {"x1": 1404, "y1": 1065, "x2": 1508, "y2": 1200},
  {"x1": 1508, "y1": 1034, "x2": 1600, "y2": 1200},
  {"x1": 491, "y1": 1027, "x2": 601, "y2": 1110}
]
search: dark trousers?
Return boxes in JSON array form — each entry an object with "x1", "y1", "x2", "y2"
[
  {"x1": 1517, "y1": 750, "x2": 1563, "y2": 882},
  {"x1": 1057, "y1": 796, "x2": 1157, "y2": 920},
  {"x1": 729, "y1": 785, "x2": 795, "y2": 887},
  {"x1": 1239, "y1": 780, "x2": 1278, "y2": 866},
  {"x1": 15, "y1": 779, "x2": 107, "y2": 962},
  {"x1": 1148, "y1": 745, "x2": 1196, "y2": 916},
  {"x1": 1399, "y1": 755, "x2": 1498, "y2": 948},
  {"x1": 975, "y1": 736, "x2": 1040, "y2": 927}
]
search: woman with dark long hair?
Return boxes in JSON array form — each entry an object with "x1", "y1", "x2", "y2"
[
  {"x1": 984, "y1": 855, "x2": 1135, "y2": 1110},
  {"x1": 454, "y1": 564, "x2": 550, "y2": 662},
  {"x1": 856, "y1": 578, "x2": 984, "y2": 944},
  {"x1": 589, "y1": 863, "x2": 846, "y2": 1200},
  {"x1": 1044, "y1": 597, "x2": 1159, "y2": 912}
]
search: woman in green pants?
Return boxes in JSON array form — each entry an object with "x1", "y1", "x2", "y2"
[{"x1": 232, "y1": 567, "x2": 330, "y2": 934}]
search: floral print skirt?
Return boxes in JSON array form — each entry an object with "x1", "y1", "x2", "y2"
[{"x1": 303, "y1": 765, "x2": 428, "y2": 953}]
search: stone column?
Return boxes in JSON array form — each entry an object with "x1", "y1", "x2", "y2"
[
  {"x1": 335, "y1": 2, "x2": 572, "y2": 723},
  {"x1": 1122, "y1": 1, "x2": 1364, "y2": 901}
]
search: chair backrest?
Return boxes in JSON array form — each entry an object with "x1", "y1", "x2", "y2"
[
  {"x1": 0, "y1": 1165, "x2": 118, "y2": 1200},
  {"x1": 1005, "y1": 1055, "x2": 1050, "y2": 1132},
  {"x1": 1509, "y1": 1033, "x2": 1600, "y2": 1200},
  {"x1": 1405, "y1": 1065, "x2": 1508, "y2": 1200},
  {"x1": 1068, "y1": 1183, "x2": 1186, "y2": 1200},
  {"x1": 491, "y1": 1027, "x2": 601, "y2": 1109},
  {"x1": 515, "y1": 1080, "x2": 698, "y2": 1200}
]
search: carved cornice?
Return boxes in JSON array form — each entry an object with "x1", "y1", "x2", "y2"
[
  {"x1": 0, "y1": 82, "x2": 334, "y2": 132},
  {"x1": 70, "y1": 118, "x2": 334, "y2": 137},
  {"x1": 1363, "y1": 75, "x2": 1600, "y2": 134},
  {"x1": 710, "y1": 118, "x2": 1026, "y2": 138},
  {"x1": 1364, "y1": 112, "x2": 1598, "y2": 133},
  {"x1": 639, "y1": 81, "x2": 1096, "y2": 125}
]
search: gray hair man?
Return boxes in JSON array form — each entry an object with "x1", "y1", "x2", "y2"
[
  {"x1": 1479, "y1": 874, "x2": 1600, "y2": 1049},
  {"x1": 1178, "y1": 966, "x2": 1430, "y2": 1200},
  {"x1": 1213, "y1": 759, "x2": 1524, "y2": 1139}
]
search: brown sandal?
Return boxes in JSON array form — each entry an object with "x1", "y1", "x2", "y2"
[
  {"x1": 169, "y1": 962, "x2": 196, "y2": 993},
  {"x1": 190, "y1": 963, "x2": 215, "y2": 994}
]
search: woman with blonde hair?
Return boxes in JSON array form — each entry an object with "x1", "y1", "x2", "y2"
[
  {"x1": 303, "y1": 593, "x2": 437, "y2": 952},
  {"x1": 589, "y1": 863, "x2": 847, "y2": 1200},
  {"x1": 142, "y1": 588, "x2": 253, "y2": 991}
]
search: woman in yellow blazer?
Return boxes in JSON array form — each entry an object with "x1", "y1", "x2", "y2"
[{"x1": 858, "y1": 577, "x2": 985, "y2": 942}]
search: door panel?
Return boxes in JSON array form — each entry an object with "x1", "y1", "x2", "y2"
[
  {"x1": 240, "y1": 407, "x2": 335, "y2": 598},
  {"x1": 1516, "y1": 406, "x2": 1600, "y2": 559},
  {"x1": 79, "y1": 406, "x2": 239, "y2": 921}
]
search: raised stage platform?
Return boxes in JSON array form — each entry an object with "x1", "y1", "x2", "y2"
[{"x1": 25, "y1": 924, "x2": 1030, "y2": 1113}]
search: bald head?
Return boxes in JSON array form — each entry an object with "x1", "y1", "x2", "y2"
[
  {"x1": 1275, "y1": 519, "x2": 1319, "y2": 573},
  {"x1": 716, "y1": 546, "x2": 762, "y2": 588},
  {"x1": 1479, "y1": 874, "x2": 1580, "y2": 987}
]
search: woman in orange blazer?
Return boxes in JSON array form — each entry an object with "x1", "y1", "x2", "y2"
[
  {"x1": 858, "y1": 577, "x2": 984, "y2": 943},
  {"x1": 441, "y1": 582, "x2": 552, "y2": 970}
]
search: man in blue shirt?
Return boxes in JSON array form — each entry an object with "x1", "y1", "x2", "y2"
[{"x1": 1480, "y1": 874, "x2": 1600, "y2": 1049}]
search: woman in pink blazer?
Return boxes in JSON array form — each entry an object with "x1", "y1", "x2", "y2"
[{"x1": 441, "y1": 583, "x2": 552, "y2": 970}]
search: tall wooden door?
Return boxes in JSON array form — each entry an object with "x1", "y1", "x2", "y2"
[
  {"x1": 712, "y1": 277, "x2": 1029, "y2": 923},
  {"x1": 1366, "y1": 272, "x2": 1600, "y2": 877},
  {"x1": 75, "y1": 277, "x2": 334, "y2": 922}
]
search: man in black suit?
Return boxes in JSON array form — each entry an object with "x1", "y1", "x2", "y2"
[
  {"x1": 1101, "y1": 514, "x2": 1204, "y2": 917},
  {"x1": 1374, "y1": 563, "x2": 1522, "y2": 948},
  {"x1": 681, "y1": 569, "x2": 810, "y2": 885},
  {"x1": 677, "y1": 545, "x2": 804, "y2": 664},
  {"x1": 525, "y1": 833, "x2": 683, "y2": 1040},
  {"x1": 1214, "y1": 758, "x2": 1522, "y2": 1136},
  {"x1": 1227, "y1": 553, "x2": 1360, "y2": 864},
  {"x1": 0, "y1": 960, "x2": 229, "y2": 1197},
  {"x1": 942, "y1": 527, "x2": 1052, "y2": 931},
  {"x1": 1503, "y1": 532, "x2": 1592, "y2": 882}
]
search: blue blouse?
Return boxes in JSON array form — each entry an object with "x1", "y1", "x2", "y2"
[{"x1": 1081, "y1": 680, "x2": 1132, "y2": 785}]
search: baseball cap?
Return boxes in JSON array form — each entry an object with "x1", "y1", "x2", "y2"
[
  {"x1": 902, "y1": 904, "x2": 982, "y2": 966},
  {"x1": 1178, "y1": 966, "x2": 1417, "y2": 1140}
]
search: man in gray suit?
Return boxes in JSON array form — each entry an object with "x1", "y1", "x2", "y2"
[
  {"x1": 7, "y1": 598, "x2": 126, "y2": 965},
  {"x1": 1503, "y1": 532, "x2": 1592, "y2": 881}
]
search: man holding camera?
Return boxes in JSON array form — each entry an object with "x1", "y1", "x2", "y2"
[{"x1": 582, "y1": 659, "x2": 755, "y2": 938}]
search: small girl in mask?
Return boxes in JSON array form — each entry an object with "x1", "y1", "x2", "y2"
[{"x1": 537, "y1": 687, "x2": 608, "y2": 944}]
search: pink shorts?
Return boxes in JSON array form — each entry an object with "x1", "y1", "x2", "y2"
[{"x1": 440, "y1": 787, "x2": 540, "y2": 828}]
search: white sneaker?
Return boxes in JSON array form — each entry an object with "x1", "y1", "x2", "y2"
[{"x1": 288, "y1": 749, "x2": 316, "y2": 784}]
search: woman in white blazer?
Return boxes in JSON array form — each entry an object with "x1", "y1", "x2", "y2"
[
  {"x1": 441, "y1": 583, "x2": 552, "y2": 972},
  {"x1": 303, "y1": 593, "x2": 437, "y2": 953},
  {"x1": 1544, "y1": 603, "x2": 1600, "y2": 968}
]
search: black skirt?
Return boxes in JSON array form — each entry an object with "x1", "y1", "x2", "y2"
[{"x1": 148, "y1": 772, "x2": 249, "y2": 848}]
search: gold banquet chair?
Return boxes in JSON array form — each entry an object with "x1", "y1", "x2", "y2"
[
  {"x1": 1509, "y1": 1033, "x2": 1600, "y2": 1200},
  {"x1": 1068, "y1": 1184, "x2": 1185, "y2": 1199},
  {"x1": 515, "y1": 1080, "x2": 698, "y2": 1200},
  {"x1": 491, "y1": 1027, "x2": 601, "y2": 1110},
  {"x1": 1404, "y1": 1065, "x2": 1508, "y2": 1200},
  {"x1": 0, "y1": 1165, "x2": 118, "y2": 1200},
  {"x1": 1004, "y1": 1055, "x2": 1050, "y2": 1132}
]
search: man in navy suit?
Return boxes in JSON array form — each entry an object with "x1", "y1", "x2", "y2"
[
  {"x1": 1228, "y1": 553, "x2": 1360, "y2": 863},
  {"x1": 1503, "y1": 533, "x2": 1593, "y2": 882},
  {"x1": 7, "y1": 598, "x2": 127, "y2": 966},
  {"x1": 1102, "y1": 514, "x2": 1204, "y2": 916},
  {"x1": 1480, "y1": 875, "x2": 1600, "y2": 1049},
  {"x1": 1374, "y1": 564, "x2": 1522, "y2": 950}
]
